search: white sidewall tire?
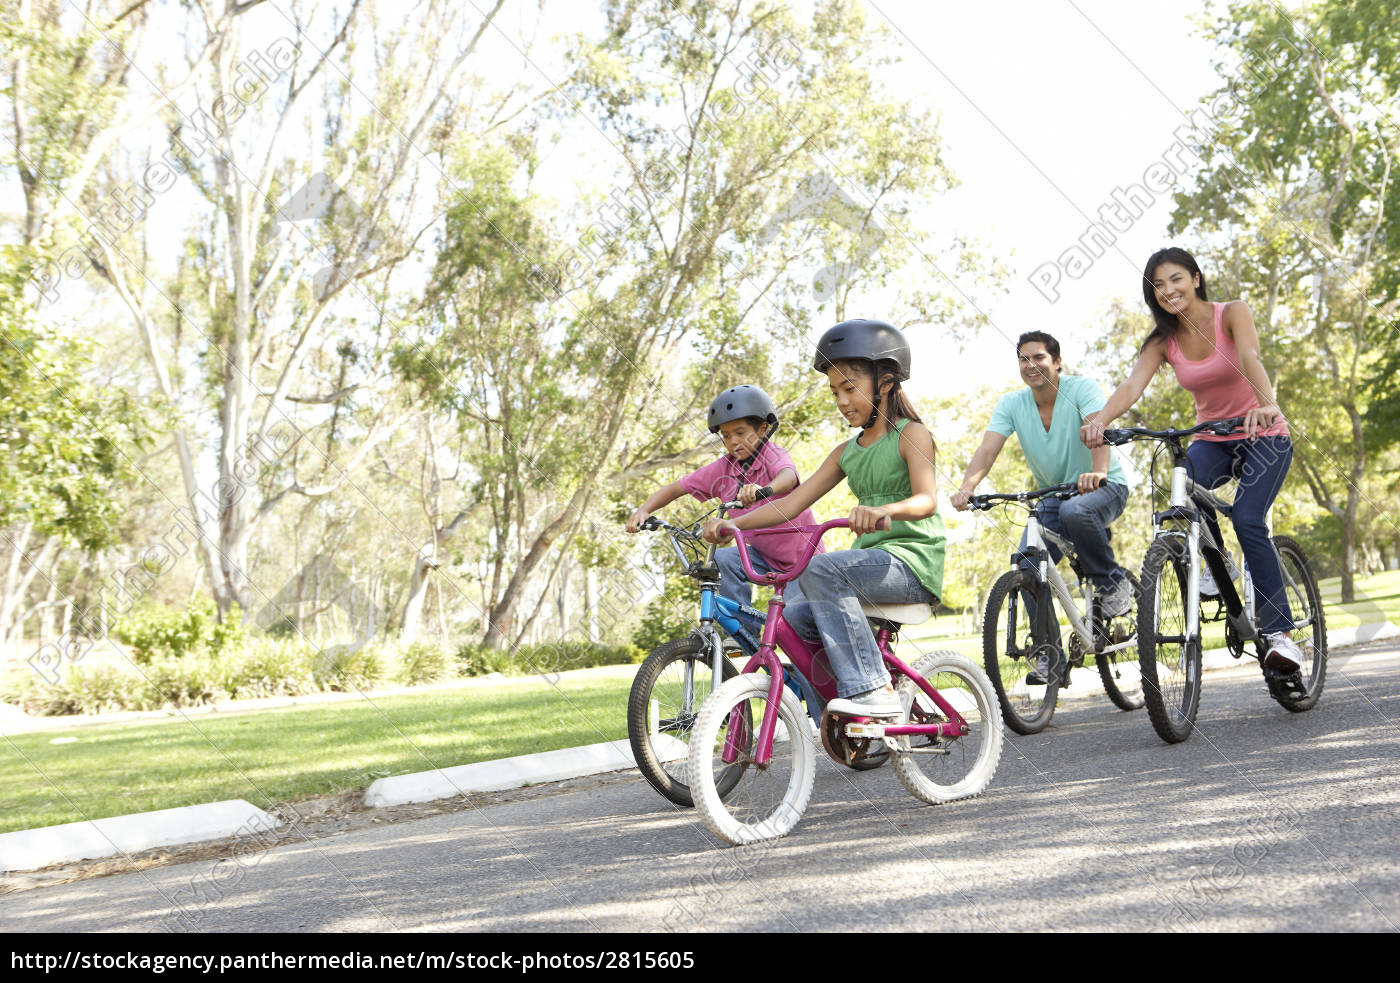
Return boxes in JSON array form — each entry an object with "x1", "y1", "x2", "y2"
[
  {"x1": 686, "y1": 674, "x2": 816, "y2": 846},
  {"x1": 892, "y1": 650, "x2": 1004, "y2": 805}
]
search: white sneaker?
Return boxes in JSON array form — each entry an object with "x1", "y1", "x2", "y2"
[
  {"x1": 1100, "y1": 578, "x2": 1134, "y2": 618},
  {"x1": 1198, "y1": 567, "x2": 1220, "y2": 598},
  {"x1": 1263, "y1": 633, "x2": 1303, "y2": 674},
  {"x1": 827, "y1": 688, "x2": 903, "y2": 718}
]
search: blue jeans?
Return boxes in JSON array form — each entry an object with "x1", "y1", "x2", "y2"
[
  {"x1": 784, "y1": 549, "x2": 934, "y2": 699},
  {"x1": 1187, "y1": 436, "x2": 1294, "y2": 634},
  {"x1": 715, "y1": 545, "x2": 805, "y2": 633},
  {"x1": 1018, "y1": 481, "x2": 1130, "y2": 589}
]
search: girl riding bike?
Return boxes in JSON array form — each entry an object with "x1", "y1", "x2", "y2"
[
  {"x1": 1081, "y1": 246, "x2": 1302, "y2": 676},
  {"x1": 704, "y1": 319, "x2": 945, "y2": 719}
]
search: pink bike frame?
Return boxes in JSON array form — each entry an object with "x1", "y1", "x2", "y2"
[{"x1": 724, "y1": 520, "x2": 969, "y2": 767}]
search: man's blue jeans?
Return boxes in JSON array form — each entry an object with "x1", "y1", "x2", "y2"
[
  {"x1": 1018, "y1": 481, "x2": 1130, "y2": 588},
  {"x1": 783, "y1": 549, "x2": 934, "y2": 698}
]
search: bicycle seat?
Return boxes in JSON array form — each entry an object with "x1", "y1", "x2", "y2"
[{"x1": 859, "y1": 602, "x2": 933, "y2": 626}]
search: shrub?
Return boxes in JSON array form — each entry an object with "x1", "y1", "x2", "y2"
[
  {"x1": 315, "y1": 643, "x2": 388, "y2": 692},
  {"x1": 455, "y1": 643, "x2": 516, "y2": 678},
  {"x1": 114, "y1": 597, "x2": 247, "y2": 663},
  {"x1": 223, "y1": 638, "x2": 317, "y2": 700},
  {"x1": 135, "y1": 653, "x2": 227, "y2": 710},
  {"x1": 62, "y1": 662, "x2": 146, "y2": 714},
  {"x1": 393, "y1": 641, "x2": 454, "y2": 687}
]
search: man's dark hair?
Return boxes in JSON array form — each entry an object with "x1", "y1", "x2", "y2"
[{"x1": 1016, "y1": 331, "x2": 1061, "y2": 361}]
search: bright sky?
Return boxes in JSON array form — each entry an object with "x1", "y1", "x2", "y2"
[{"x1": 872, "y1": 0, "x2": 1225, "y2": 397}]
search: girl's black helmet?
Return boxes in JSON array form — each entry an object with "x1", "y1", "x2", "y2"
[
  {"x1": 812, "y1": 319, "x2": 911, "y2": 381},
  {"x1": 707, "y1": 385, "x2": 779, "y2": 434}
]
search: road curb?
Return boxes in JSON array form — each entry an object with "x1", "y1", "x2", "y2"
[
  {"x1": 0, "y1": 800, "x2": 276, "y2": 873},
  {"x1": 363, "y1": 735, "x2": 687, "y2": 808}
]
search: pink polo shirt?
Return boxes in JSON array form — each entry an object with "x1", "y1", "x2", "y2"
[{"x1": 679, "y1": 443, "x2": 823, "y2": 573}]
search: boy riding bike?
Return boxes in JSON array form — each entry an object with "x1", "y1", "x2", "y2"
[{"x1": 625, "y1": 385, "x2": 820, "y2": 624}]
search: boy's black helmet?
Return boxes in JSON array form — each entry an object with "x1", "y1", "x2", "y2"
[
  {"x1": 707, "y1": 385, "x2": 779, "y2": 434},
  {"x1": 812, "y1": 319, "x2": 911, "y2": 381}
]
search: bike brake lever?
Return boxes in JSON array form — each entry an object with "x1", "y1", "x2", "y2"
[{"x1": 640, "y1": 516, "x2": 661, "y2": 531}]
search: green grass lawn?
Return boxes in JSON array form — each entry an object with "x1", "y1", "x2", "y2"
[{"x1": 1, "y1": 672, "x2": 634, "y2": 834}]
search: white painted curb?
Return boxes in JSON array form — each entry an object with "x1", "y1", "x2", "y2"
[
  {"x1": 363, "y1": 735, "x2": 689, "y2": 808},
  {"x1": 1201, "y1": 620, "x2": 1399, "y2": 671},
  {"x1": 0, "y1": 800, "x2": 277, "y2": 873}
]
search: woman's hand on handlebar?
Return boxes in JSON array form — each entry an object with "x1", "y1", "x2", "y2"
[
  {"x1": 702, "y1": 518, "x2": 738, "y2": 544},
  {"x1": 849, "y1": 505, "x2": 893, "y2": 536},
  {"x1": 1243, "y1": 405, "x2": 1281, "y2": 439},
  {"x1": 625, "y1": 507, "x2": 651, "y2": 533},
  {"x1": 1081, "y1": 413, "x2": 1106, "y2": 449}
]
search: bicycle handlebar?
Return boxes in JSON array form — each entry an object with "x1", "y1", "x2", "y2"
[
  {"x1": 725, "y1": 514, "x2": 891, "y2": 586},
  {"x1": 967, "y1": 481, "x2": 1079, "y2": 512},
  {"x1": 1102, "y1": 416, "x2": 1247, "y2": 446}
]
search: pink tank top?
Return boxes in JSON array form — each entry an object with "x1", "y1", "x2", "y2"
[{"x1": 1165, "y1": 302, "x2": 1289, "y2": 442}]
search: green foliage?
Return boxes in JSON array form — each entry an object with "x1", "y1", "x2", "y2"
[
  {"x1": 315, "y1": 645, "x2": 387, "y2": 693},
  {"x1": 222, "y1": 638, "x2": 318, "y2": 699},
  {"x1": 113, "y1": 597, "x2": 247, "y2": 664},
  {"x1": 455, "y1": 643, "x2": 518, "y2": 677},
  {"x1": 392, "y1": 641, "x2": 454, "y2": 687},
  {"x1": 0, "y1": 247, "x2": 146, "y2": 550}
]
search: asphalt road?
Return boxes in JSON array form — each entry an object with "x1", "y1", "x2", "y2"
[{"x1": 3, "y1": 640, "x2": 1397, "y2": 933}]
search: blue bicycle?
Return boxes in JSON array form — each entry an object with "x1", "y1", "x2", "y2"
[{"x1": 627, "y1": 498, "x2": 885, "y2": 807}]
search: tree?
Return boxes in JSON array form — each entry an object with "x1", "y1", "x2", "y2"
[
  {"x1": 0, "y1": 247, "x2": 145, "y2": 649},
  {"x1": 1170, "y1": 0, "x2": 1400, "y2": 601},
  {"x1": 401, "y1": 0, "x2": 988, "y2": 650}
]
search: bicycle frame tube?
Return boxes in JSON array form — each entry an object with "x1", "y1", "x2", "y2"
[{"x1": 721, "y1": 523, "x2": 970, "y2": 765}]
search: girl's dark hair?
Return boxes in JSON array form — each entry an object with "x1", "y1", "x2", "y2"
[{"x1": 1140, "y1": 247, "x2": 1209, "y2": 351}]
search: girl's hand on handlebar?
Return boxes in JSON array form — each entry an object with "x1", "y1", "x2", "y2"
[
  {"x1": 1076, "y1": 472, "x2": 1106, "y2": 494},
  {"x1": 950, "y1": 488, "x2": 974, "y2": 512},
  {"x1": 1243, "y1": 405, "x2": 1281, "y2": 439},
  {"x1": 849, "y1": 505, "x2": 892, "y2": 536},
  {"x1": 1081, "y1": 414, "x2": 1106, "y2": 449},
  {"x1": 702, "y1": 518, "x2": 738, "y2": 544},
  {"x1": 625, "y1": 507, "x2": 650, "y2": 533}
]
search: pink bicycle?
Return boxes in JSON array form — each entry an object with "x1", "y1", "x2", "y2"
[{"x1": 687, "y1": 519, "x2": 1004, "y2": 845}]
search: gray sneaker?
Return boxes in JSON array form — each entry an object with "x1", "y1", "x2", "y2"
[
  {"x1": 1100, "y1": 577, "x2": 1134, "y2": 618},
  {"x1": 1025, "y1": 649, "x2": 1054, "y2": 686}
]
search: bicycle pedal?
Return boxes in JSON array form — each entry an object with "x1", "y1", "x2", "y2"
[{"x1": 845, "y1": 722, "x2": 887, "y2": 739}]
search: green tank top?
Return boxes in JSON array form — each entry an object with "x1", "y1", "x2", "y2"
[{"x1": 839, "y1": 418, "x2": 946, "y2": 602}]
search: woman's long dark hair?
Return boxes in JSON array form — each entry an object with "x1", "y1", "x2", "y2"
[{"x1": 1141, "y1": 246, "x2": 1209, "y2": 351}]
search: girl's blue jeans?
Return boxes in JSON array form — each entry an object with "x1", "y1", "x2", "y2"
[
  {"x1": 783, "y1": 548, "x2": 934, "y2": 698},
  {"x1": 1187, "y1": 435, "x2": 1294, "y2": 634}
]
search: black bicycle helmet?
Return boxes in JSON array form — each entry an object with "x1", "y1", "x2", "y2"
[
  {"x1": 707, "y1": 385, "x2": 779, "y2": 434},
  {"x1": 812, "y1": 319, "x2": 911, "y2": 381}
]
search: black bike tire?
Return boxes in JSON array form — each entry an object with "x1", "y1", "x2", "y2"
[
  {"x1": 982, "y1": 569, "x2": 1060, "y2": 735},
  {"x1": 627, "y1": 636, "x2": 741, "y2": 806},
  {"x1": 1137, "y1": 537, "x2": 1202, "y2": 743},
  {"x1": 1097, "y1": 571, "x2": 1145, "y2": 712},
  {"x1": 1265, "y1": 535, "x2": 1328, "y2": 712}
]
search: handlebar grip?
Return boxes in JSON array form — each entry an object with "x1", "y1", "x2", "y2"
[
  {"x1": 1102, "y1": 428, "x2": 1131, "y2": 445},
  {"x1": 640, "y1": 516, "x2": 661, "y2": 531},
  {"x1": 755, "y1": 485, "x2": 773, "y2": 501}
]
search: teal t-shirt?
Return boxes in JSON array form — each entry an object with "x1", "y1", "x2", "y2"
[{"x1": 987, "y1": 375, "x2": 1130, "y2": 489}]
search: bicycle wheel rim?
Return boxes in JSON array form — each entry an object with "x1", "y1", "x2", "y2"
[
  {"x1": 984, "y1": 571, "x2": 1059, "y2": 734},
  {"x1": 1139, "y1": 539, "x2": 1200, "y2": 741},
  {"x1": 690, "y1": 676, "x2": 813, "y2": 844},
  {"x1": 893, "y1": 652, "x2": 1003, "y2": 804},
  {"x1": 627, "y1": 639, "x2": 741, "y2": 804},
  {"x1": 1271, "y1": 537, "x2": 1327, "y2": 709}
]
